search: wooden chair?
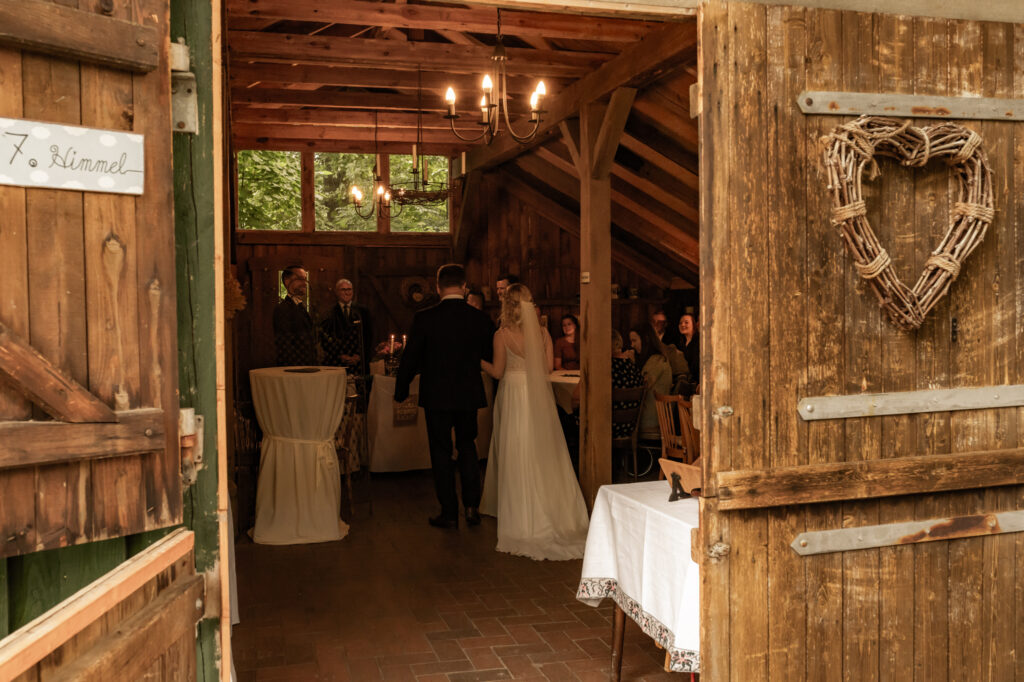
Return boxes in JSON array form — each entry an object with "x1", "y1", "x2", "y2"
[
  {"x1": 654, "y1": 392, "x2": 700, "y2": 466},
  {"x1": 610, "y1": 386, "x2": 646, "y2": 481}
]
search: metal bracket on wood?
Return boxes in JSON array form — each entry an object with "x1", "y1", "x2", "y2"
[
  {"x1": 798, "y1": 384, "x2": 1024, "y2": 421},
  {"x1": 791, "y1": 510, "x2": 1024, "y2": 556},
  {"x1": 797, "y1": 90, "x2": 1024, "y2": 121},
  {"x1": 170, "y1": 39, "x2": 197, "y2": 134}
]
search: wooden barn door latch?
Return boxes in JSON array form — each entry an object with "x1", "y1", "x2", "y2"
[
  {"x1": 178, "y1": 408, "x2": 204, "y2": 488},
  {"x1": 170, "y1": 39, "x2": 197, "y2": 134}
]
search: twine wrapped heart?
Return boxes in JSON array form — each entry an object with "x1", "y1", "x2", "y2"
[{"x1": 822, "y1": 116, "x2": 994, "y2": 331}]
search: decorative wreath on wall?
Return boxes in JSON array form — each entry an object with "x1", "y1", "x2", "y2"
[{"x1": 822, "y1": 116, "x2": 994, "y2": 331}]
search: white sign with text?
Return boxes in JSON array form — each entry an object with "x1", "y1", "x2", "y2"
[{"x1": 0, "y1": 117, "x2": 144, "y2": 196}]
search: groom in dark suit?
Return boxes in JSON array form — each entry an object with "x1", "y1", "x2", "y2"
[{"x1": 394, "y1": 264, "x2": 495, "y2": 528}]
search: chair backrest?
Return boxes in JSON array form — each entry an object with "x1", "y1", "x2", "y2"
[
  {"x1": 653, "y1": 392, "x2": 700, "y2": 465},
  {"x1": 611, "y1": 385, "x2": 646, "y2": 441}
]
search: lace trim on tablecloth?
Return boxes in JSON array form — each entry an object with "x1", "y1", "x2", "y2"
[{"x1": 576, "y1": 577, "x2": 700, "y2": 673}]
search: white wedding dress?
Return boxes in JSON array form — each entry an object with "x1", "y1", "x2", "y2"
[{"x1": 480, "y1": 302, "x2": 590, "y2": 561}]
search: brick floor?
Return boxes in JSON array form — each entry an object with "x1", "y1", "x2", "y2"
[{"x1": 233, "y1": 471, "x2": 689, "y2": 681}]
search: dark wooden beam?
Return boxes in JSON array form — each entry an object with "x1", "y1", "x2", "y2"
[
  {"x1": 453, "y1": 171, "x2": 482, "y2": 261},
  {"x1": 232, "y1": 122, "x2": 469, "y2": 144},
  {"x1": 632, "y1": 90, "x2": 698, "y2": 153},
  {"x1": 227, "y1": 31, "x2": 607, "y2": 77},
  {"x1": 235, "y1": 230, "x2": 452, "y2": 247},
  {"x1": 0, "y1": 409, "x2": 164, "y2": 469},
  {"x1": 229, "y1": 62, "x2": 557, "y2": 94},
  {"x1": 620, "y1": 132, "x2": 698, "y2": 191},
  {"x1": 231, "y1": 106, "x2": 513, "y2": 133},
  {"x1": 232, "y1": 88, "x2": 466, "y2": 112},
  {"x1": 0, "y1": 322, "x2": 117, "y2": 423},
  {"x1": 0, "y1": 0, "x2": 159, "y2": 72},
  {"x1": 465, "y1": 20, "x2": 697, "y2": 172},
  {"x1": 226, "y1": 0, "x2": 657, "y2": 42},
  {"x1": 529, "y1": 146, "x2": 699, "y2": 263},
  {"x1": 590, "y1": 88, "x2": 636, "y2": 178},
  {"x1": 501, "y1": 171, "x2": 673, "y2": 287},
  {"x1": 233, "y1": 138, "x2": 468, "y2": 155}
]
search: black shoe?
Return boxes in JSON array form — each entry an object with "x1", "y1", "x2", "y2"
[
  {"x1": 465, "y1": 508, "x2": 481, "y2": 526},
  {"x1": 429, "y1": 514, "x2": 458, "y2": 529}
]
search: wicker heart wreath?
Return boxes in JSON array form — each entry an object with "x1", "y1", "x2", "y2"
[{"x1": 822, "y1": 116, "x2": 994, "y2": 331}]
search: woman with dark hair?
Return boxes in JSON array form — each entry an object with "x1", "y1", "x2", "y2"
[
  {"x1": 553, "y1": 314, "x2": 580, "y2": 371},
  {"x1": 632, "y1": 325, "x2": 672, "y2": 439}
]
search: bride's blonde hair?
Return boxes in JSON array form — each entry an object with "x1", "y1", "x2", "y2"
[{"x1": 499, "y1": 283, "x2": 532, "y2": 329}]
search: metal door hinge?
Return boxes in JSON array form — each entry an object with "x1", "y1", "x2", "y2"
[{"x1": 170, "y1": 39, "x2": 198, "y2": 134}]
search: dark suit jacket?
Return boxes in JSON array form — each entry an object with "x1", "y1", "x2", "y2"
[
  {"x1": 320, "y1": 302, "x2": 373, "y2": 368},
  {"x1": 272, "y1": 297, "x2": 316, "y2": 366},
  {"x1": 394, "y1": 298, "x2": 495, "y2": 410}
]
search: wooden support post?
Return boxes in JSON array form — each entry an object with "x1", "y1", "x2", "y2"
[{"x1": 575, "y1": 88, "x2": 635, "y2": 508}]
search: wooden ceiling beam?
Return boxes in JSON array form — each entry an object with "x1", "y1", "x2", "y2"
[
  {"x1": 500, "y1": 171, "x2": 674, "y2": 288},
  {"x1": 233, "y1": 138, "x2": 468, "y2": 155},
  {"x1": 231, "y1": 106, "x2": 504, "y2": 131},
  {"x1": 232, "y1": 88, "x2": 478, "y2": 112},
  {"x1": 464, "y1": 20, "x2": 697, "y2": 172},
  {"x1": 631, "y1": 91, "x2": 698, "y2": 153},
  {"x1": 227, "y1": 31, "x2": 607, "y2": 77},
  {"x1": 229, "y1": 62, "x2": 558, "y2": 95},
  {"x1": 512, "y1": 151, "x2": 697, "y2": 269},
  {"x1": 232, "y1": 122, "x2": 464, "y2": 144},
  {"x1": 225, "y1": 0, "x2": 658, "y2": 42},
  {"x1": 620, "y1": 132, "x2": 698, "y2": 191}
]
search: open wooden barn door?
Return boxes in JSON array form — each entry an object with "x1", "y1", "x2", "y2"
[
  {"x1": 697, "y1": 2, "x2": 1024, "y2": 679},
  {"x1": 0, "y1": 0, "x2": 202, "y2": 678}
]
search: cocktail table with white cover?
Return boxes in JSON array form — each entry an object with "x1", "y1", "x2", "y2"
[
  {"x1": 549, "y1": 370, "x2": 580, "y2": 413},
  {"x1": 576, "y1": 481, "x2": 700, "y2": 673},
  {"x1": 251, "y1": 366, "x2": 349, "y2": 544}
]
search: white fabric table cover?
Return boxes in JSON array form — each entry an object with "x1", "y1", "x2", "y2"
[
  {"x1": 251, "y1": 367, "x2": 349, "y2": 544},
  {"x1": 549, "y1": 371, "x2": 580, "y2": 413},
  {"x1": 576, "y1": 481, "x2": 700, "y2": 673},
  {"x1": 368, "y1": 373, "x2": 493, "y2": 472}
]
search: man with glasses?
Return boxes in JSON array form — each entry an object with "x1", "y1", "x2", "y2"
[{"x1": 273, "y1": 265, "x2": 316, "y2": 366}]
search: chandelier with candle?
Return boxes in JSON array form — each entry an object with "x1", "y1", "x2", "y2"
[
  {"x1": 350, "y1": 90, "x2": 452, "y2": 220},
  {"x1": 443, "y1": 10, "x2": 547, "y2": 144}
]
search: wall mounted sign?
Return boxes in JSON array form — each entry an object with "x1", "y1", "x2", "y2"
[{"x1": 0, "y1": 117, "x2": 144, "y2": 195}]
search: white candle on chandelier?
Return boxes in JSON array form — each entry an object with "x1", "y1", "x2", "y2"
[
  {"x1": 350, "y1": 185, "x2": 363, "y2": 204},
  {"x1": 444, "y1": 87, "x2": 456, "y2": 117},
  {"x1": 412, "y1": 144, "x2": 418, "y2": 173},
  {"x1": 479, "y1": 94, "x2": 489, "y2": 124}
]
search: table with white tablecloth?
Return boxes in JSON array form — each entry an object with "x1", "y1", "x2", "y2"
[
  {"x1": 367, "y1": 373, "x2": 493, "y2": 472},
  {"x1": 250, "y1": 366, "x2": 349, "y2": 545},
  {"x1": 549, "y1": 371, "x2": 580, "y2": 413},
  {"x1": 576, "y1": 481, "x2": 700, "y2": 673}
]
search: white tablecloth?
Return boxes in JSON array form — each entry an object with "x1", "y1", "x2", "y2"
[
  {"x1": 576, "y1": 481, "x2": 700, "y2": 673},
  {"x1": 549, "y1": 371, "x2": 580, "y2": 413},
  {"x1": 251, "y1": 366, "x2": 349, "y2": 544},
  {"x1": 367, "y1": 373, "x2": 493, "y2": 472}
]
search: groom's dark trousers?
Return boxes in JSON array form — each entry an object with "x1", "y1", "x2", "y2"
[{"x1": 395, "y1": 297, "x2": 495, "y2": 520}]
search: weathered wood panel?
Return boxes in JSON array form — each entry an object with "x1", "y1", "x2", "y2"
[
  {"x1": 0, "y1": 0, "x2": 181, "y2": 561},
  {"x1": 699, "y1": 4, "x2": 1024, "y2": 680}
]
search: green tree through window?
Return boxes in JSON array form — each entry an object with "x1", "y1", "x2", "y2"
[
  {"x1": 390, "y1": 154, "x2": 449, "y2": 233},
  {"x1": 314, "y1": 152, "x2": 377, "y2": 232},
  {"x1": 236, "y1": 150, "x2": 302, "y2": 231}
]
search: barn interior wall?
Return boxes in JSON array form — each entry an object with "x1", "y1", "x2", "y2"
[{"x1": 699, "y1": 4, "x2": 1024, "y2": 680}]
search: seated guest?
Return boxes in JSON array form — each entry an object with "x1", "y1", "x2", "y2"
[
  {"x1": 679, "y1": 312, "x2": 700, "y2": 384},
  {"x1": 466, "y1": 288, "x2": 485, "y2": 311},
  {"x1": 570, "y1": 330, "x2": 646, "y2": 438},
  {"x1": 650, "y1": 309, "x2": 669, "y2": 343},
  {"x1": 610, "y1": 331, "x2": 644, "y2": 438},
  {"x1": 320, "y1": 278, "x2": 373, "y2": 374},
  {"x1": 273, "y1": 265, "x2": 316, "y2": 366},
  {"x1": 553, "y1": 314, "x2": 580, "y2": 371},
  {"x1": 633, "y1": 325, "x2": 672, "y2": 439}
]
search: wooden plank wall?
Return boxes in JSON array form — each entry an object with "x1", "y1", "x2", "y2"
[
  {"x1": 699, "y1": 3, "x2": 1024, "y2": 680},
  {"x1": 463, "y1": 176, "x2": 669, "y2": 340},
  {"x1": 0, "y1": 0, "x2": 181, "y2": 631}
]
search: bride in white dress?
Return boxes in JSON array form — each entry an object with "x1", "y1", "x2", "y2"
[{"x1": 480, "y1": 284, "x2": 589, "y2": 560}]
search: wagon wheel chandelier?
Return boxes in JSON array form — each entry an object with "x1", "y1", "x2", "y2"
[
  {"x1": 442, "y1": 9, "x2": 547, "y2": 144},
  {"x1": 350, "y1": 80, "x2": 452, "y2": 221}
]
